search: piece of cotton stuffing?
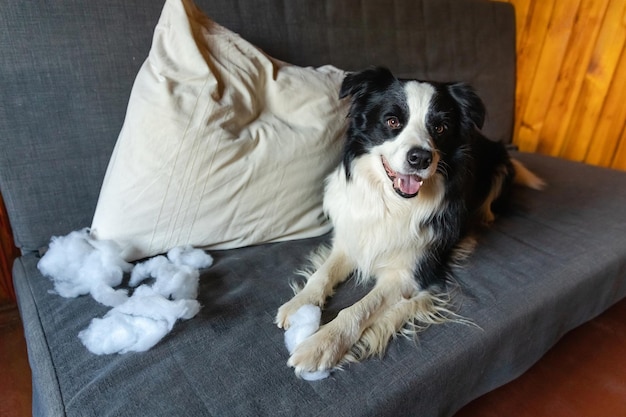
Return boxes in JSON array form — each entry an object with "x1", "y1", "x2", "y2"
[
  {"x1": 130, "y1": 255, "x2": 200, "y2": 300},
  {"x1": 82, "y1": 246, "x2": 212, "y2": 354},
  {"x1": 167, "y1": 245, "x2": 213, "y2": 269},
  {"x1": 39, "y1": 231, "x2": 212, "y2": 354},
  {"x1": 37, "y1": 228, "x2": 132, "y2": 307},
  {"x1": 284, "y1": 304, "x2": 331, "y2": 381},
  {"x1": 78, "y1": 285, "x2": 201, "y2": 354}
]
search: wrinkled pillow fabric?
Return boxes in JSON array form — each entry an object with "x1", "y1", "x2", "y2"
[{"x1": 91, "y1": 0, "x2": 347, "y2": 261}]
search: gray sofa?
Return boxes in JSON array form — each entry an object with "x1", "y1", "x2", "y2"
[{"x1": 2, "y1": 0, "x2": 626, "y2": 416}]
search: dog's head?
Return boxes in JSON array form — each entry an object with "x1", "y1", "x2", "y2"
[{"x1": 339, "y1": 67, "x2": 485, "y2": 198}]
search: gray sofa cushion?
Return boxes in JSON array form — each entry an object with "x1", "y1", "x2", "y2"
[{"x1": 13, "y1": 152, "x2": 626, "y2": 416}]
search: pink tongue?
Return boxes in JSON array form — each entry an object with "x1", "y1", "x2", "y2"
[{"x1": 394, "y1": 174, "x2": 422, "y2": 195}]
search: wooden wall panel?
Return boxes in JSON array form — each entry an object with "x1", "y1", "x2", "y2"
[
  {"x1": 538, "y1": 0, "x2": 610, "y2": 157},
  {"x1": 613, "y1": 121, "x2": 626, "y2": 170},
  {"x1": 495, "y1": 0, "x2": 626, "y2": 171},
  {"x1": 586, "y1": 43, "x2": 626, "y2": 166},
  {"x1": 516, "y1": 0, "x2": 581, "y2": 152}
]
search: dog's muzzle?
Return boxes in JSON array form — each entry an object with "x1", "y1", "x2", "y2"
[{"x1": 382, "y1": 156, "x2": 424, "y2": 198}]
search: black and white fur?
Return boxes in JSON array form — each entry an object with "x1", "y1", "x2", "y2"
[{"x1": 276, "y1": 67, "x2": 543, "y2": 376}]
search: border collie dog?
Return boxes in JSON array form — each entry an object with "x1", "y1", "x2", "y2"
[{"x1": 276, "y1": 67, "x2": 543, "y2": 376}]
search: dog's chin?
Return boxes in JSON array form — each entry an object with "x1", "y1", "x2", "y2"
[{"x1": 381, "y1": 157, "x2": 424, "y2": 199}]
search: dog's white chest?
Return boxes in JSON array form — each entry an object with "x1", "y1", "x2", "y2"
[{"x1": 323, "y1": 162, "x2": 443, "y2": 276}]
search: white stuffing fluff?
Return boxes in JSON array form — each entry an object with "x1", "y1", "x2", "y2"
[
  {"x1": 78, "y1": 285, "x2": 201, "y2": 354},
  {"x1": 37, "y1": 228, "x2": 132, "y2": 307},
  {"x1": 38, "y1": 229, "x2": 213, "y2": 354},
  {"x1": 130, "y1": 256, "x2": 200, "y2": 300},
  {"x1": 129, "y1": 246, "x2": 213, "y2": 300},
  {"x1": 167, "y1": 245, "x2": 214, "y2": 269},
  {"x1": 284, "y1": 304, "x2": 331, "y2": 381}
]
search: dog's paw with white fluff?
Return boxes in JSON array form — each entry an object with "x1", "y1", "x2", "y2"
[
  {"x1": 276, "y1": 291, "x2": 320, "y2": 329},
  {"x1": 283, "y1": 304, "x2": 331, "y2": 380},
  {"x1": 287, "y1": 322, "x2": 351, "y2": 377}
]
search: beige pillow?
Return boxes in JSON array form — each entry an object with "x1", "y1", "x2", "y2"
[{"x1": 91, "y1": 0, "x2": 347, "y2": 261}]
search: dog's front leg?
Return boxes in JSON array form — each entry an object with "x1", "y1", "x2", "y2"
[
  {"x1": 275, "y1": 247, "x2": 353, "y2": 329},
  {"x1": 286, "y1": 283, "x2": 387, "y2": 375}
]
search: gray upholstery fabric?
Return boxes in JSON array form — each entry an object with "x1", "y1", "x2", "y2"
[
  {"x1": 4, "y1": 0, "x2": 626, "y2": 416},
  {"x1": 0, "y1": 1, "x2": 161, "y2": 253},
  {"x1": 0, "y1": 0, "x2": 515, "y2": 253},
  {"x1": 13, "y1": 152, "x2": 626, "y2": 416}
]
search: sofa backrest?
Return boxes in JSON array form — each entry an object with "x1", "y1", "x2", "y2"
[{"x1": 0, "y1": 0, "x2": 515, "y2": 254}]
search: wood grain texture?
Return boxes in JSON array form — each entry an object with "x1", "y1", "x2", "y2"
[{"x1": 495, "y1": 0, "x2": 626, "y2": 170}]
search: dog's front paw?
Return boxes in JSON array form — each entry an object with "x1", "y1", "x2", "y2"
[
  {"x1": 287, "y1": 324, "x2": 350, "y2": 374},
  {"x1": 276, "y1": 292, "x2": 319, "y2": 329}
]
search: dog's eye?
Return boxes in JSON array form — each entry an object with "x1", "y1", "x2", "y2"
[
  {"x1": 386, "y1": 116, "x2": 402, "y2": 129},
  {"x1": 434, "y1": 124, "x2": 447, "y2": 135}
]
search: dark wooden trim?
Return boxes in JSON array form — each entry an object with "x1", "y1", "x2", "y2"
[{"x1": 0, "y1": 192, "x2": 20, "y2": 302}]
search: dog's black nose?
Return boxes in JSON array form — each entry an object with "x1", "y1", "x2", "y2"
[{"x1": 407, "y1": 148, "x2": 433, "y2": 170}]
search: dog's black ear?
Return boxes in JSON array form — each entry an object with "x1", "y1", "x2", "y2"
[
  {"x1": 339, "y1": 67, "x2": 396, "y2": 99},
  {"x1": 447, "y1": 83, "x2": 486, "y2": 130}
]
